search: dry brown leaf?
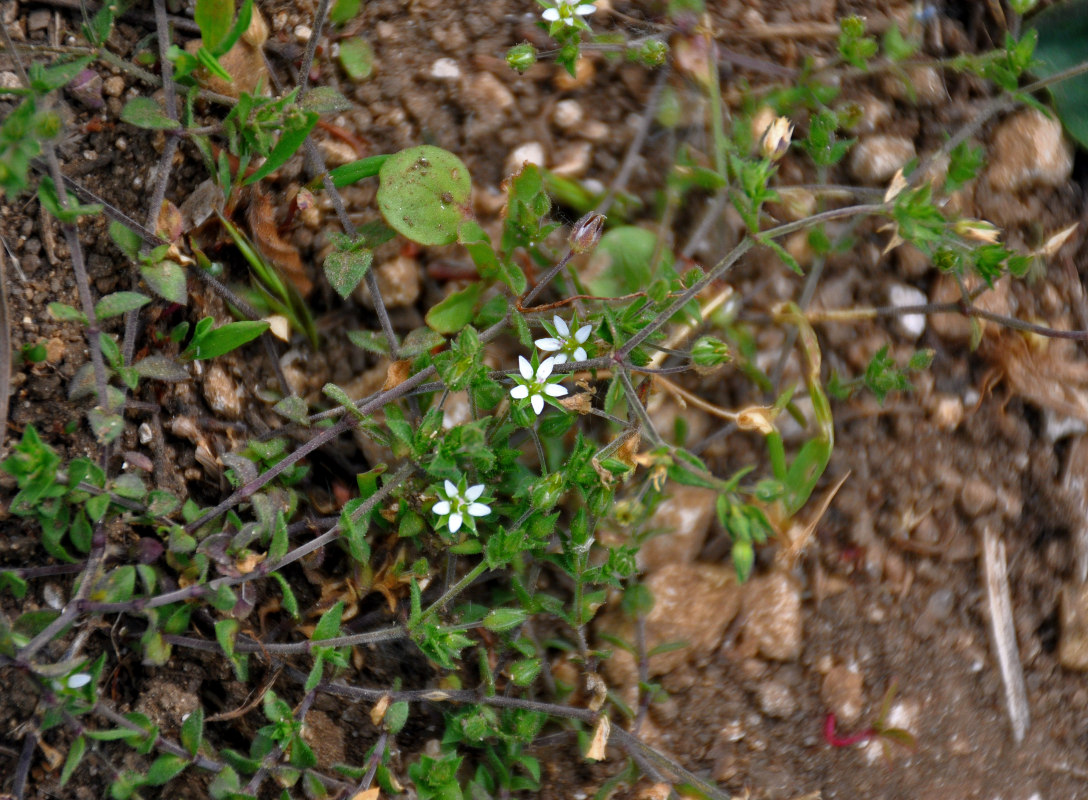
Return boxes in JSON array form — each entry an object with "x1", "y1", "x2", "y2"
[
  {"x1": 351, "y1": 789, "x2": 380, "y2": 800},
  {"x1": 987, "y1": 334, "x2": 1088, "y2": 425},
  {"x1": 383, "y1": 360, "x2": 413, "y2": 392},
  {"x1": 369, "y1": 695, "x2": 392, "y2": 726},
  {"x1": 185, "y1": 7, "x2": 269, "y2": 97},
  {"x1": 247, "y1": 188, "x2": 313, "y2": 297},
  {"x1": 585, "y1": 715, "x2": 610, "y2": 761}
]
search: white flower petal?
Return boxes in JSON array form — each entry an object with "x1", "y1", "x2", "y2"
[
  {"x1": 433, "y1": 500, "x2": 451, "y2": 516},
  {"x1": 443, "y1": 479, "x2": 458, "y2": 497},
  {"x1": 67, "y1": 673, "x2": 92, "y2": 689},
  {"x1": 575, "y1": 4, "x2": 596, "y2": 15},
  {"x1": 545, "y1": 383, "x2": 569, "y2": 397},
  {"x1": 467, "y1": 503, "x2": 490, "y2": 517},
  {"x1": 511, "y1": 385, "x2": 529, "y2": 400},
  {"x1": 537, "y1": 357, "x2": 555, "y2": 380},
  {"x1": 550, "y1": 353, "x2": 568, "y2": 365},
  {"x1": 575, "y1": 324, "x2": 592, "y2": 343},
  {"x1": 535, "y1": 337, "x2": 563, "y2": 352},
  {"x1": 553, "y1": 315, "x2": 570, "y2": 337},
  {"x1": 448, "y1": 513, "x2": 463, "y2": 533},
  {"x1": 465, "y1": 484, "x2": 485, "y2": 501},
  {"x1": 572, "y1": 346, "x2": 587, "y2": 362},
  {"x1": 518, "y1": 355, "x2": 534, "y2": 380},
  {"x1": 530, "y1": 394, "x2": 545, "y2": 415},
  {"x1": 542, "y1": 7, "x2": 559, "y2": 20}
]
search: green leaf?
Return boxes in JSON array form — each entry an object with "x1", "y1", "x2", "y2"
[
  {"x1": 330, "y1": 0, "x2": 361, "y2": 24},
  {"x1": 180, "y1": 707, "x2": 204, "y2": 756},
  {"x1": 324, "y1": 154, "x2": 391, "y2": 188},
  {"x1": 141, "y1": 260, "x2": 188, "y2": 304},
  {"x1": 301, "y1": 86, "x2": 352, "y2": 114},
  {"x1": 1029, "y1": 0, "x2": 1088, "y2": 148},
  {"x1": 589, "y1": 226, "x2": 676, "y2": 296},
  {"x1": 324, "y1": 247, "x2": 373, "y2": 298},
  {"x1": 132, "y1": 355, "x2": 189, "y2": 382},
  {"x1": 120, "y1": 97, "x2": 180, "y2": 130},
  {"x1": 109, "y1": 221, "x2": 143, "y2": 260},
  {"x1": 60, "y1": 735, "x2": 86, "y2": 786},
  {"x1": 510, "y1": 658, "x2": 542, "y2": 686},
  {"x1": 322, "y1": 382, "x2": 365, "y2": 420},
  {"x1": 194, "y1": 0, "x2": 234, "y2": 53},
  {"x1": 483, "y1": 608, "x2": 527, "y2": 633},
  {"x1": 95, "y1": 291, "x2": 151, "y2": 320},
  {"x1": 242, "y1": 110, "x2": 319, "y2": 186},
  {"x1": 425, "y1": 282, "x2": 482, "y2": 334},
  {"x1": 273, "y1": 395, "x2": 310, "y2": 425},
  {"x1": 48, "y1": 302, "x2": 88, "y2": 324},
  {"x1": 182, "y1": 318, "x2": 269, "y2": 360},
  {"x1": 385, "y1": 701, "x2": 409, "y2": 734},
  {"x1": 338, "y1": 37, "x2": 375, "y2": 80},
  {"x1": 38, "y1": 176, "x2": 102, "y2": 223},
  {"x1": 88, "y1": 408, "x2": 124, "y2": 444},
  {"x1": 312, "y1": 600, "x2": 343, "y2": 641},
  {"x1": 93, "y1": 565, "x2": 135, "y2": 603},
  {"x1": 146, "y1": 753, "x2": 188, "y2": 785},
  {"x1": 377, "y1": 145, "x2": 472, "y2": 246}
]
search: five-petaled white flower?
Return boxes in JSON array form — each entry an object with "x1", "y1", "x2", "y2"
[
  {"x1": 510, "y1": 356, "x2": 568, "y2": 416},
  {"x1": 433, "y1": 479, "x2": 490, "y2": 535},
  {"x1": 542, "y1": 0, "x2": 596, "y2": 27},
  {"x1": 535, "y1": 315, "x2": 592, "y2": 364}
]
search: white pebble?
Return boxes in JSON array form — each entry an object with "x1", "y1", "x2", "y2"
[
  {"x1": 505, "y1": 142, "x2": 546, "y2": 177},
  {"x1": 294, "y1": 24, "x2": 312, "y2": 43},
  {"x1": 849, "y1": 135, "x2": 916, "y2": 184},
  {"x1": 888, "y1": 283, "x2": 927, "y2": 338},
  {"x1": 430, "y1": 58, "x2": 461, "y2": 80},
  {"x1": 552, "y1": 99, "x2": 583, "y2": 130}
]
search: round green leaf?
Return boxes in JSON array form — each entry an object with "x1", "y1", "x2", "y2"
[{"x1": 377, "y1": 145, "x2": 471, "y2": 246}]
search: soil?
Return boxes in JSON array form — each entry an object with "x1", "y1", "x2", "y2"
[{"x1": 3, "y1": 0, "x2": 1088, "y2": 799}]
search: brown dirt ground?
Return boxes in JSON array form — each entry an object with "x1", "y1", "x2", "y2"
[{"x1": 4, "y1": 0, "x2": 1088, "y2": 798}]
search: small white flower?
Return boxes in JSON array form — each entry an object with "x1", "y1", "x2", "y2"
[
  {"x1": 433, "y1": 478, "x2": 490, "y2": 535},
  {"x1": 542, "y1": 0, "x2": 596, "y2": 26},
  {"x1": 535, "y1": 315, "x2": 592, "y2": 364},
  {"x1": 510, "y1": 355, "x2": 569, "y2": 416},
  {"x1": 67, "y1": 673, "x2": 92, "y2": 689}
]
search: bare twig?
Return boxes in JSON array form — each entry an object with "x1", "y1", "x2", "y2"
[
  {"x1": 0, "y1": 238, "x2": 12, "y2": 455},
  {"x1": 980, "y1": 525, "x2": 1030, "y2": 744}
]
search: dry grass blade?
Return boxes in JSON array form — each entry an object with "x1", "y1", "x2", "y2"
[{"x1": 980, "y1": 524, "x2": 1030, "y2": 744}]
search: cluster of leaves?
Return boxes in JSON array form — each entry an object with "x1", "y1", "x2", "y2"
[{"x1": 2, "y1": 0, "x2": 1081, "y2": 798}]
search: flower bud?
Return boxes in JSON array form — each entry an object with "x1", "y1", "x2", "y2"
[
  {"x1": 691, "y1": 336, "x2": 731, "y2": 368},
  {"x1": 953, "y1": 219, "x2": 1001, "y2": 244},
  {"x1": 506, "y1": 43, "x2": 538, "y2": 73},
  {"x1": 637, "y1": 39, "x2": 668, "y2": 68},
  {"x1": 569, "y1": 212, "x2": 605, "y2": 254},
  {"x1": 760, "y1": 116, "x2": 793, "y2": 161}
]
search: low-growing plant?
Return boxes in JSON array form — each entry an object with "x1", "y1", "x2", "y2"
[{"x1": 2, "y1": 0, "x2": 1088, "y2": 798}]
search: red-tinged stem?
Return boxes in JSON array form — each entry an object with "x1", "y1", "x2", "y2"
[{"x1": 824, "y1": 713, "x2": 875, "y2": 747}]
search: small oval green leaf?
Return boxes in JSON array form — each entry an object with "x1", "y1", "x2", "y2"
[{"x1": 377, "y1": 145, "x2": 472, "y2": 246}]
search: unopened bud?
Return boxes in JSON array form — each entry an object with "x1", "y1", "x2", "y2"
[
  {"x1": 691, "y1": 336, "x2": 731, "y2": 368},
  {"x1": 569, "y1": 212, "x2": 605, "y2": 254},
  {"x1": 954, "y1": 219, "x2": 1001, "y2": 244},
  {"x1": 760, "y1": 116, "x2": 793, "y2": 161},
  {"x1": 506, "y1": 43, "x2": 538, "y2": 73}
]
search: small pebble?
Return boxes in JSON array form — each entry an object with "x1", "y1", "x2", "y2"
[
  {"x1": 202, "y1": 364, "x2": 242, "y2": 419},
  {"x1": 987, "y1": 109, "x2": 1073, "y2": 192},
  {"x1": 888, "y1": 283, "x2": 927, "y2": 338},
  {"x1": 741, "y1": 572, "x2": 803, "y2": 661},
  {"x1": 1060, "y1": 581, "x2": 1088, "y2": 670},
  {"x1": 849, "y1": 135, "x2": 916, "y2": 184},
  {"x1": 430, "y1": 57, "x2": 461, "y2": 80},
  {"x1": 636, "y1": 483, "x2": 717, "y2": 572},
  {"x1": 103, "y1": 75, "x2": 125, "y2": 97},
  {"x1": 821, "y1": 664, "x2": 864, "y2": 725},
  {"x1": 0, "y1": 71, "x2": 20, "y2": 90},
  {"x1": 552, "y1": 99, "x2": 584, "y2": 130},
  {"x1": 757, "y1": 679, "x2": 798, "y2": 719},
  {"x1": 505, "y1": 141, "x2": 546, "y2": 177},
  {"x1": 958, "y1": 478, "x2": 997, "y2": 517}
]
